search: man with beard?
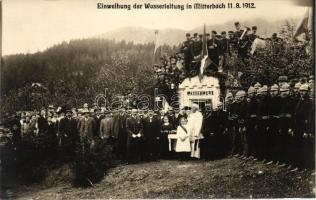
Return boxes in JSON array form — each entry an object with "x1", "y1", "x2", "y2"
[
  {"x1": 266, "y1": 84, "x2": 281, "y2": 164},
  {"x1": 126, "y1": 109, "x2": 143, "y2": 164},
  {"x1": 256, "y1": 86, "x2": 269, "y2": 162},
  {"x1": 142, "y1": 110, "x2": 161, "y2": 161}
]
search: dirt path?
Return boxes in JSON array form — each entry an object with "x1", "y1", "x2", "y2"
[{"x1": 15, "y1": 157, "x2": 315, "y2": 199}]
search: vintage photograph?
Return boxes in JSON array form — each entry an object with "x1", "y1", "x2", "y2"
[{"x1": 0, "y1": 0, "x2": 315, "y2": 199}]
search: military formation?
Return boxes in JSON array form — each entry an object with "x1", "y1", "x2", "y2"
[{"x1": 217, "y1": 76, "x2": 315, "y2": 171}]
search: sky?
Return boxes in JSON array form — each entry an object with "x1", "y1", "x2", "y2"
[{"x1": 2, "y1": 0, "x2": 310, "y2": 55}]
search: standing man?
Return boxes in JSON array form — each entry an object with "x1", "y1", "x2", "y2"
[
  {"x1": 245, "y1": 86, "x2": 258, "y2": 159},
  {"x1": 126, "y1": 109, "x2": 143, "y2": 164},
  {"x1": 78, "y1": 110, "x2": 97, "y2": 151},
  {"x1": 207, "y1": 31, "x2": 220, "y2": 72},
  {"x1": 278, "y1": 83, "x2": 295, "y2": 167},
  {"x1": 99, "y1": 111, "x2": 113, "y2": 142},
  {"x1": 231, "y1": 90, "x2": 247, "y2": 157},
  {"x1": 190, "y1": 33, "x2": 202, "y2": 74},
  {"x1": 37, "y1": 109, "x2": 48, "y2": 135},
  {"x1": 219, "y1": 31, "x2": 229, "y2": 73},
  {"x1": 59, "y1": 110, "x2": 79, "y2": 161},
  {"x1": 142, "y1": 110, "x2": 161, "y2": 161},
  {"x1": 187, "y1": 104, "x2": 203, "y2": 159},
  {"x1": 294, "y1": 84, "x2": 311, "y2": 169},
  {"x1": 116, "y1": 108, "x2": 128, "y2": 161},
  {"x1": 248, "y1": 26, "x2": 259, "y2": 43},
  {"x1": 181, "y1": 33, "x2": 193, "y2": 73},
  {"x1": 267, "y1": 84, "x2": 281, "y2": 164},
  {"x1": 256, "y1": 86, "x2": 269, "y2": 162}
]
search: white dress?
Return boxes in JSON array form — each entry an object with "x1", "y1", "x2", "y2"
[{"x1": 175, "y1": 125, "x2": 191, "y2": 152}]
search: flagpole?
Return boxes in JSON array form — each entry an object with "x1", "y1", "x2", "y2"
[
  {"x1": 0, "y1": 1, "x2": 2, "y2": 99},
  {"x1": 152, "y1": 30, "x2": 158, "y2": 66}
]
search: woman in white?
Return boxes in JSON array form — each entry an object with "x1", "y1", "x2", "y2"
[{"x1": 175, "y1": 117, "x2": 191, "y2": 160}]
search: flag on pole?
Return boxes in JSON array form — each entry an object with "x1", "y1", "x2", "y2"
[
  {"x1": 293, "y1": 7, "x2": 313, "y2": 40},
  {"x1": 199, "y1": 24, "x2": 211, "y2": 80},
  {"x1": 250, "y1": 38, "x2": 266, "y2": 55},
  {"x1": 154, "y1": 30, "x2": 160, "y2": 55},
  {"x1": 162, "y1": 96, "x2": 170, "y2": 113}
]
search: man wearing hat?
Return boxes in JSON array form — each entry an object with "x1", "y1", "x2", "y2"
[
  {"x1": 99, "y1": 111, "x2": 113, "y2": 142},
  {"x1": 142, "y1": 110, "x2": 161, "y2": 161},
  {"x1": 126, "y1": 109, "x2": 143, "y2": 164},
  {"x1": 59, "y1": 109, "x2": 79, "y2": 161},
  {"x1": 248, "y1": 26, "x2": 258, "y2": 42},
  {"x1": 245, "y1": 86, "x2": 258, "y2": 159},
  {"x1": 180, "y1": 33, "x2": 193, "y2": 72},
  {"x1": 116, "y1": 108, "x2": 128, "y2": 161},
  {"x1": 234, "y1": 90, "x2": 248, "y2": 159},
  {"x1": 218, "y1": 31, "x2": 229, "y2": 72},
  {"x1": 266, "y1": 84, "x2": 281, "y2": 164},
  {"x1": 253, "y1": 82, "x2": 261, "y2": 94},
  {"x1": 233, "y1": 21, "x2": 243, "y2": 41},
  {"x1": 37, "y1": 109, "x2": 48, "y2": 135},
  {"x1": 78, "y1": 109, "x2": 97, "y2": 151},
  {"x1": 278, "y1": 76, "x2": 288, "y2": 88},
  {"x1": 277, "y1": 83, "x2": 295, "y2": 167},
  {"x1": 191, "y1": 33, "x2": 202, "y2": 60},
  {"x1": 224, "y1": 91, "x2": 234, "y2": 154},
  {"x1": 293, "y1": 84, "x2": 311, "y2": 169},
  {"x1": 207, "y1": 30, "x2": 220, "y2": 72},
  {"x1": 256, "y1": 85, "x2": 269, "y2": 162}
]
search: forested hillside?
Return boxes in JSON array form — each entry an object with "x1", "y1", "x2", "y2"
[{"x1": 1, "y1": 39, "x2": 177, "y2": 111}]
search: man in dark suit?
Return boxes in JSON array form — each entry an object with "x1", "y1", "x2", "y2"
[
  {"x1": 126, "y1": 109, "x2": 143, "y2": 163},
  {"x1": 190, "y1": 33, "x2": 202, "y2": 74},
  {"x1": 207, "y1": 31, "x2": 220, "y2": 72},
  {"x1": 78, "y1": 110, "x2": 97, "y2": 150},
  {"x1": 59, "y1": 110, "x2": 79, "y2": 160},
  {"x1": 219, "y1": 31, "x2": 229, "y2": 72},
  {"x1": 142, "y1": 110, "x2": 161, "y2": 161},
  {"x1": 181, "y1": 33, "x2": 193, "y2": 73},
  {"x1": 116, "y1": 108, "x2": 128, "y2": 161},
  {"x1": 37, "y1": 109, "x2": 48, "y2": 135}
]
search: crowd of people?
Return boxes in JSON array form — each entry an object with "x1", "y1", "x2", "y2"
[
  {"x1": 0, "y1": 21, "x2": 314, "y2": 198},
  {"x1": 1, "y1": 74, "x2": 314, "y2": 172},
  {"x1": 154, "y1": 21, "x2": 286, "y2": 101}
]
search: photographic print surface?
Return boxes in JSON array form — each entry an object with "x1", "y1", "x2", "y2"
[{"x1": 0, "y1": 0, "x2": 315, "y2": 199}]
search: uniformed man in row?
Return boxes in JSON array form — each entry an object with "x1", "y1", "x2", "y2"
[{"x1": 180, "y1": 33, "x2": 193, "y2": 73}]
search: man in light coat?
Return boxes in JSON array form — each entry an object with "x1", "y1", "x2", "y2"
[{"x1": 187, "y1": 104, "x2": 203, "y2": 158}]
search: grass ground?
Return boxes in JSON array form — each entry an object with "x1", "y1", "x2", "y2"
[{"x1": 15, "y1": 157, "x2": 315, "y2": 199}]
